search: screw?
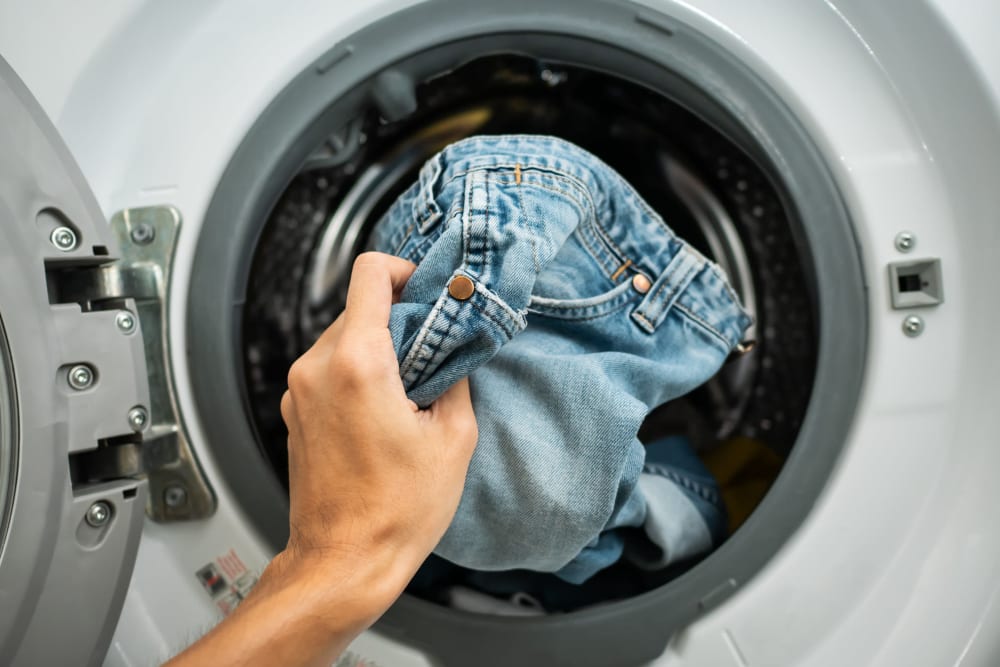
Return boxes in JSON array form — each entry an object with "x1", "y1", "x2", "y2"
[
  {"x1": 115, "y1": 310, "x2": 137, "y2": 335},
  {"x1": 85, "y1": 501, "x2": 111, "y2": 527},
  {"x1": 163, "y1": 484, "x2": 188, "y2": 508},
  {"x1": 67, "y1": 364, "x2": 94, "y2": 390},
  {"x1": 50, "y1": 226, "x2": 78, "y2": 251},
  {"x1": 902, "y1": 314, "x2": 924, "y2": 337},
  {"x1": 895, "y1": 231, "x2": 916, "y2": 253},
  {"x1": 128, "y1": 406, "x2": 149, "y2": 432},
  {"x1": 130, "y1": 222, "x2": 156, "y2": 245}
]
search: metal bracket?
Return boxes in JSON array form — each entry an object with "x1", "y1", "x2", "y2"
[{"x1": 51, "y1": 207, "x2": 215, "y2": 521}]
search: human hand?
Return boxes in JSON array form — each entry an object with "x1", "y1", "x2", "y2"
[
  {"x1": 165, "y1": 252, "x2": 477, "y2": 667},
  {"x1": 275, "y1": 251, "x2": 478, "y2": 616}
]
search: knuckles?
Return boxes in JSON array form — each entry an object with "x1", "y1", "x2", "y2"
[
  {"x1": 286, "y1": 356, "x2": 317, "y2": 395},
  {"x1": 327, "y1": 348, "x2": 366, "y2": 382},
  {"x1": 286, "y1": 344, "x2": 381, "y2": 398},
  {"x1": 352, "y1": 251, "x2": 387, "y2": 272}
]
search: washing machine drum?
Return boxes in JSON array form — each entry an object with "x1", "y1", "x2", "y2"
[
  {"x1": 183, "y1": 4, "x2": 867, "y2": 665},
  {"x1": 0, "y1": 60, "x2": 150, "y2": 665}
]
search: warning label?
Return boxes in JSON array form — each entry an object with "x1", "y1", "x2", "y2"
[
  {"x1": 195, "y1": 548, "x2": 259, "y2": 616},
  {"x1": 334, "y1": 652, "x2": 383, "y2": 667}
]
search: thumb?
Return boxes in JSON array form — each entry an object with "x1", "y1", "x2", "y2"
[{"x1": 427, "y1": 378, "x2": 478, "y2": 454}]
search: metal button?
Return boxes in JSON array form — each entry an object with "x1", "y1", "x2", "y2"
[
  {"x1": 632, "y1": 274, "x2": 652, "y2": 294},
  {"x1": 448, "y1": 275, "x2": 475, "y2": 301}
]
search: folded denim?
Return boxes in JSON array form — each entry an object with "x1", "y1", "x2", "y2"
[{"x1": 370, "y1": 135, "x2": 751, "y2": 583}]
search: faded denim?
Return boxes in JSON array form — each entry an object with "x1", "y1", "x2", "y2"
[{"x1": 370, "y1": 135, "x2": 751, "y2": 583}]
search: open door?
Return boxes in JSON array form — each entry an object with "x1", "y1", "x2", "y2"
[{"x1": 0, "y1": 58, "x2": 149, "y2": 665}]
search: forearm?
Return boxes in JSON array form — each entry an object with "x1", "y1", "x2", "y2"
[
  {"x1": 165, "y1": 549, "x2": 410, "y2": 667},
  {"x1": 166, "y1": 253, "x2": 476, "y2": 666}
]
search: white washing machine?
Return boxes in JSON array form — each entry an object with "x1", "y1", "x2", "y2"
[{"x1": 1, "y1": 0, "x2": 999, "y2": 665}]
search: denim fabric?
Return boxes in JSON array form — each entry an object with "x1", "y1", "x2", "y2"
[
  {"x1": 370, "y1": 135, "x2": 751, "y2": 583},
  {"x1": 407, "y1": 436, "x2": 726, "y2": 612}
]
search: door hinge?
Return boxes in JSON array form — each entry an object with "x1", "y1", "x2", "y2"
[{"x1": 49, "y1": 206, "x2": 215, "y2": 521}]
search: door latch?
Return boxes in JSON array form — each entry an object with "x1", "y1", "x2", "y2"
[{"x1": 48, "y1": 206, "x2": 215, "y2": 521}]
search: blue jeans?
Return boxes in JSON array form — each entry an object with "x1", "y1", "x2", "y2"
[{"x1": 371, "y1": 135, "x2": 751, "y2": 583}]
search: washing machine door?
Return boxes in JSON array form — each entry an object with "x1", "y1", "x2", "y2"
[{"x1": 0, "y1": 59, "x2": 150, "y2": 665}]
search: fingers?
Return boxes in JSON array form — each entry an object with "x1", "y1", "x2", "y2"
[
  {"x1": 427, "y1": 379, "x2": 478, "y2": 453},
  {"x1": 343, "y1": 252, "x2": 417, "y2": 331}
]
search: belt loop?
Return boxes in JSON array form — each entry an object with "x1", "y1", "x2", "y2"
[
  {"x1": 631, "y1": 246, "x2": 703, "y2": 334},
  {"x1": 413, "y1": 152, "x2": 444, "y2": 233}
]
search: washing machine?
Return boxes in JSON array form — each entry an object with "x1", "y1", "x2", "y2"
[{"x1": 1, "y1": 0, "x2": 999, "y2": 664}]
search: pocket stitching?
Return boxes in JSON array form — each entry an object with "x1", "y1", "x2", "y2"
[
  {"x1": 672, "y1": 302, "x2": 734, "y2": 350},
  {"x1": 527, "y1": 280, "x2": 639, "y2": 321}
]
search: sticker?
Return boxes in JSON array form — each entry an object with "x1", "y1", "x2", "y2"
[
  {"x1": 195, "y1": 548, "x2": 259, "y2": 616},
  {"x1": 335, "y1": 652, "x2": 383, "y2": 667}
]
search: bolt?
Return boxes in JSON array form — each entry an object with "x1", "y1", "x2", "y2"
[
  {"x1": 163, "y1": 484, "x2": 188, "y2": 508},
  {"x1": 128, "y1": 406, "x2": 149, "y2": 432},
  {"x1": 50, "y1": 226, "x2": 78, "y2": 251},
  {"x1": 895, "y1": 231, "x2": 916, "y2": 253},
  {"x1": 115, "y1": 310, "x2": 137, "y2": 335},
  {"x1": 85, "y1": 501, "x2": 111, "y2": 527},
  {"x1": 130, "y1": 222, "x2": 156, "y2": 245},
  {"x1": 902, "y1": 314, "x2": 924, "y2": 337},
  {"x1": 67, "y1": 364, "x2": 94, "y2": 390}
]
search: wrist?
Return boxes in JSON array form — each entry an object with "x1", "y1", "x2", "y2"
[
  {"x1": 165, "y1": 547, "x2": 406, "y2": 667},
  {"x1": 262, "y1": 542, "x2": 416, "y2": 633}
]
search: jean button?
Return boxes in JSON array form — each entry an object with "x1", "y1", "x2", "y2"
[
  {"x1": 448, "y1": 275, "x2": 475, "y2": 300},
  {"x1": 632, "y1": 274, "x2": 652, "y2": 294}
]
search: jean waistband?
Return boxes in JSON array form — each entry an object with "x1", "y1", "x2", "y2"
[
  {"x1": 415, "y1": 135, "x2": 751, "y2": 348},
  {"x1": 418, "y1": 134, "x2": 678, "y2": 264}
]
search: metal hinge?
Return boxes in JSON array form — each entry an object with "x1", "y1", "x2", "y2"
[{"x1": 50, "y1": 206, "x2": 215, "y2": 521}]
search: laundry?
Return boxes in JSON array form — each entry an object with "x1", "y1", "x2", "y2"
[
  {"x1": 407, "y1": 435, "x2": 729, "y2": 614},
  {"x1": 370, "y1": 135, "x2": 752, "y2": 583},
  {"x1": 702, "y1": 437, "x2": 785, "y2": 535}
]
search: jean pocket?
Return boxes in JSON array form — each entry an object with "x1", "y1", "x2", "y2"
[{"x1": 527, "y1": 277, "x2": 640, "y2": 320}]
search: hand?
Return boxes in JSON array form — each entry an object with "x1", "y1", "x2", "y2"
[
  {"x1": 278, "y1": 251, "x2": 479, "y2": 605},
  {"x1": 165, "y1": 252, "x2": 478, "y2": 667}
]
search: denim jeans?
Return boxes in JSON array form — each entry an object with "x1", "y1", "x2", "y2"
[{"x1": 370, "y1": 135, "x2": 751, "y2": 583}]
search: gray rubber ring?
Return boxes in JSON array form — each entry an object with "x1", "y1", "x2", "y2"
[{"x1": 187, "y1": 2, "x2": 867, "y2": 665}]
